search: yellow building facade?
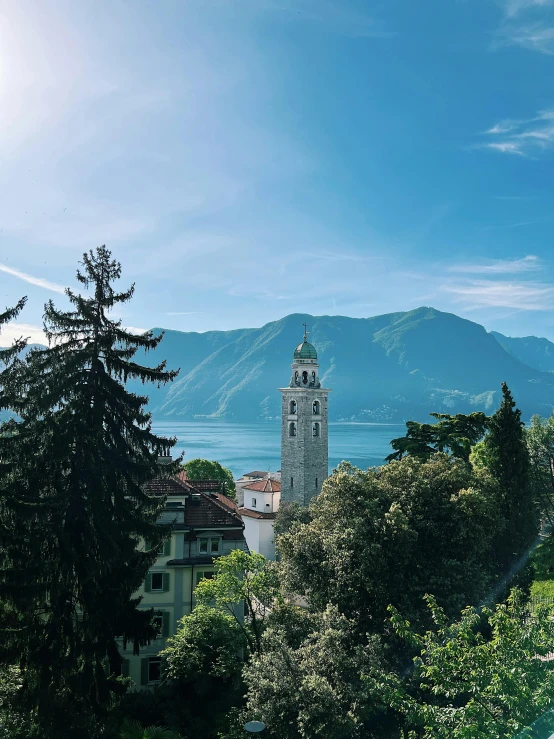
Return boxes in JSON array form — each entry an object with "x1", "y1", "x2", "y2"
[{"x1": 119, "y1": 475, "x2": 247, "y2": 687}]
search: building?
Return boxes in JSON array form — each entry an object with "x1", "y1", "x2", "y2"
[
  {"x1": 280, "y1": 328, "x2": 331, "y2": 506},
  {"x1": 235, "y1": 470, "x2": 281, "y2": 506},
  {"x1": 238, "y1": 475, "x2": 281, "y2": 560},
  {"x1": 118, "y1": 474, "x2": 248, "y2": 687}
]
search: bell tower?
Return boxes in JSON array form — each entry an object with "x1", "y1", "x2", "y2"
[{"x1": 280, "y1": 325, "x2": 330, "y2": 506}]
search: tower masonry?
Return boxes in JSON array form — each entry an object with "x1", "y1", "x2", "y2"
[{"x1": 280, "y1": 328, "x2": 331, "y2": 506}]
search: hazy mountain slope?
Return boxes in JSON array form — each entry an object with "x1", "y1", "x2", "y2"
[
  {"x1": 125, "y1": 308, "x2": 554, "y2": 423},
  {"x1": 491, "y1": 331, "x2": 554, "y2": 374}
]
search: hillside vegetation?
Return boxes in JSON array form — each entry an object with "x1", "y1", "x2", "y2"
[{"x1": 125, "y1": 307, "x2": 554, "y2": 422}]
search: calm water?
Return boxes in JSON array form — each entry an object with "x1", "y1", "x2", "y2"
[{"x1": 152, "y1": 420, "x2": 405, "y2": 478}]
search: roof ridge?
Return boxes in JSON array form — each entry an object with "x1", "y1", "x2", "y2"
[{"x1": 199, "y1": 489, "x2": 243, "y2": 525}]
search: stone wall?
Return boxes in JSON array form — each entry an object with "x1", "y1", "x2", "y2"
[{"x1": 280, "y1": 388, "x2": 329, "y2": 506}]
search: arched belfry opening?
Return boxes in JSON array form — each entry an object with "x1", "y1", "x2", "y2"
[{"x1": 280, "y1": 323, "x2": 330, "y2": 507}]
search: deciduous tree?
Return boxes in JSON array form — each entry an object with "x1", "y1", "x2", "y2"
[
  {"x1": 194, "y1": 550, "x2": 280, "y2": 655},
  {"x1": 388, "y1": 591, "x2": 554, "y2": 738},
  {"x1": 181, "y1": 459, "x2": 236, "y2": 499},
  {"x1": 277, "y1": 457, "x2": 499, "y2": 637}
]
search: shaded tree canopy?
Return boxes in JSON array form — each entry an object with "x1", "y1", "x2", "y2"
[
  {"x1": 0, "y1": 246, "x2": 179, "y2": 738},
  {"x1": 388, "y1": 591, "x2": 554, "y2": 739},
  {"x1": 181, "y1": 458, "x2": 236, "y2": 499},
  {"x1": 387, "y1": 411, "x2": 489, "y2": 463},
  {"x1": 277, "y1": 456, "x2": 500, "y2": 637}
]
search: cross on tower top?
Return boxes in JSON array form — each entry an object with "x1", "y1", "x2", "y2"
[{"x1": 303, "y1": 322, "x2": 309, "y2": 341}]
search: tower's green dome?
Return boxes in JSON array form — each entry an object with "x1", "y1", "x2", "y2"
[{"x1": 294, "y1": 341, "x2": 318, "y2": 360}]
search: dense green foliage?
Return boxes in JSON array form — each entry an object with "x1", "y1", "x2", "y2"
[
  {"x1": 273, "y1": 501, "x2": 312, "y2": 538},
  {"x1": 484, "y1": 383, "x2": 539, "y2": 589},
  {"x1": 0, "y1": 247, "x2": 179, "y2": 737},
  {"x1": 181, "y1": 459, "x2": 236, "y2": 499},
  {"x1": 243, "y1": 605, "x2": 386, "y2": 739},
  {"x1": 195, "y1": 550, "x2": 280, "y2": 655},
  {"x1": 387, "y1": 412, "x2": 488, "y2": 462},
  {"x1": 527, "y1": 414, "x2": 554, "y2": 526},
  {"x1": 388, "y1": 592, "x2": 554, "y2": 738},
  {"x1": 277, "y1": 456, "x2": 499, "y2": 634}
]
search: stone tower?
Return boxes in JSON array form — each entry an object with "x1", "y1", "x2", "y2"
[{"x1": 280, "y1": 327, "x2": 330, "y2": 506}]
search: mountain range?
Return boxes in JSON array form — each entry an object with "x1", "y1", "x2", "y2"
[
  {"x1": 4, "y1": 308, "x2": 554, "y2": 423},
  {"x1": 121, "y1": 307, "x2": 554, "y2": 423}
]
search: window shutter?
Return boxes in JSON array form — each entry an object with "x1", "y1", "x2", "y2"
[
  {"x1": 163, "y1": 538, "x2": 171, "y2": 557},
  {"x1": 144, "y1": 574, "x2": 152, "y2": 593},
  {"x1": 162, "y1": 611, "x2": 170, "y2": 638},
  {"x1": 140, "y1": 658, "x2": 149, "y2": 686},
  {"x1": 162, "y1": 572, "x2": 170, "y2": 593},
  {"x1": 121, "y1": 659, "x2": 130, "y2": 678}
]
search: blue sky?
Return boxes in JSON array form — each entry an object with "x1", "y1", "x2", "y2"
[{"x1": 2, "y1": 0, "x2": 554, "y2": 344}]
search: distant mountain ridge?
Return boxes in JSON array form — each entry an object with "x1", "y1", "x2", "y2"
[
  {"x1": 491, "y1": 331, "x2": 554, "y2": 374},
  {"x1": 125, "y1": 307, "x2": 554, "y2": 423},
  {"x1": 5, "y1": 310, "x2": 554, "y2": 423}
]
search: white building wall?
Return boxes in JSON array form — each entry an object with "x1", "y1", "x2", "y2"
[
  {"x1": 243, "y1": 516, "x2": 261, "y2": 557},
  {"x1": 243, "y1": 516, "x2": 276, "y2": 560}
]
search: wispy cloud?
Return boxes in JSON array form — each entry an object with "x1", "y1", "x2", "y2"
[
  {"x1": 476, "y1": 109, "x2": 554, "y2": 156},
  {"x1": 1, "y1": 323, "x2": 47, "y2": 346},
  {"x1": 502, "y1": 0, "x2": 554, "y2": 19},
  {"x1": 484, "y1": 217, "x2": 554, "y2": 229},
  {"x1": 497, "y1": 22, "x2": 554, "y2": 54},
  {"x1": 442, "y1": 279, "x2": 554, "y2": 310},
  {"x1": 496, "y1": 0, "x2": 554, "y2": 54},
  {"x1": 0, "y1": 263, "x2": 66, "y2": 293},
  {"x1": 448, "y1": 255, "x2": 541, "y2": 274}
]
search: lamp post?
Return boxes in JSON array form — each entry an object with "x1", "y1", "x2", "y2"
[{"x1": 244, "y1": 720, "x2": 266, "y2": 733}]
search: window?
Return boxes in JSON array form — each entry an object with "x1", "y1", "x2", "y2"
[
  {"x1": 315, "y1": 477, "x2": 318, "y2": 490},
  {"x1": 302, "y1": 371, "x2": 308, "y2": 384},
  {"x1": 291, "y1": 476, "x2": 293, "y2": 489},
  {"x1": 152, "y1": 610, "x2": 170, "y2": 639},
  {"x1": 145, "y1": 538, "x2": 171, "y2": 557},
  {"x1": 252, "y1": 497, "x2": 257, "y2": 508},
  {"x1": 151, "y1": 572, "x2": 163, "y2": 591},
  {"x1": 266, "y1": 503, "x2": 270, "y2": 508},
  {"x1": 141, "y1": 657, "x2": 162, "y2": 685},
  {"x1": 289, "y1": 422, "x2": 296, "y2": 437},
  {"x1": 313, "y1": 422, "x2": 320, "y2": 437},
  {"x1": 145, "y1": 572, "x2": 170, "y2": 593},
  {"x1": 289, "y1": 399, "x2": 297, "y2": 414},
  {"x1": 195, "y1": 570, "x2": 214, "y2": 586},
  {"x1": 313, "y1": 400, "x2": 320, "y2": 415},
  {"x1": 149, "y1": 659, "x2": 161, "y2": 682},
  {"x1": 199, "y1": 538, "x2": 220, "y2": 554}
]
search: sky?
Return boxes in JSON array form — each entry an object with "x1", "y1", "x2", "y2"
[{"x1": 2, "y1": 0, "x2": 554, "y2": 345}]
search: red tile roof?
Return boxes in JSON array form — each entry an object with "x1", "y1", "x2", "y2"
[
  {"x1": 213, "y1": 492, "x2": 239, "y2": 512},
  {"x1": 144, "y1": 476, "x2": 194, "y2": 496},
  {"x1": 145, "y1": 475, "x2": 244, "y2": 529},
  {"x1": 243, "y1": 478, "x2": 281, "y2": 493},
  {"x1": 185, "y1": 492, "x2": 244, "y2": 528},
  {"x1": 243, "y1": 470, "x2": 269, "y2": 479},
  {"x1": 238, "y1": 507, "x2": 277, "y2": 520},
  {"x1": 177, "y1": 470, "x2": 225, "y2": 493}
]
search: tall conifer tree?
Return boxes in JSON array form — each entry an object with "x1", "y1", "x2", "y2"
[
  {"x1": 0, "y1": 247, "x2": 179, "y2": 737},
  {"x1": 484, "y1": 382, "x2": 538, "y2": 586}
]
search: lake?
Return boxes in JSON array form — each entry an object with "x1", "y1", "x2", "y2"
[{"x1": 151, "y1": 420, "x2": 405, "y2": 478}]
